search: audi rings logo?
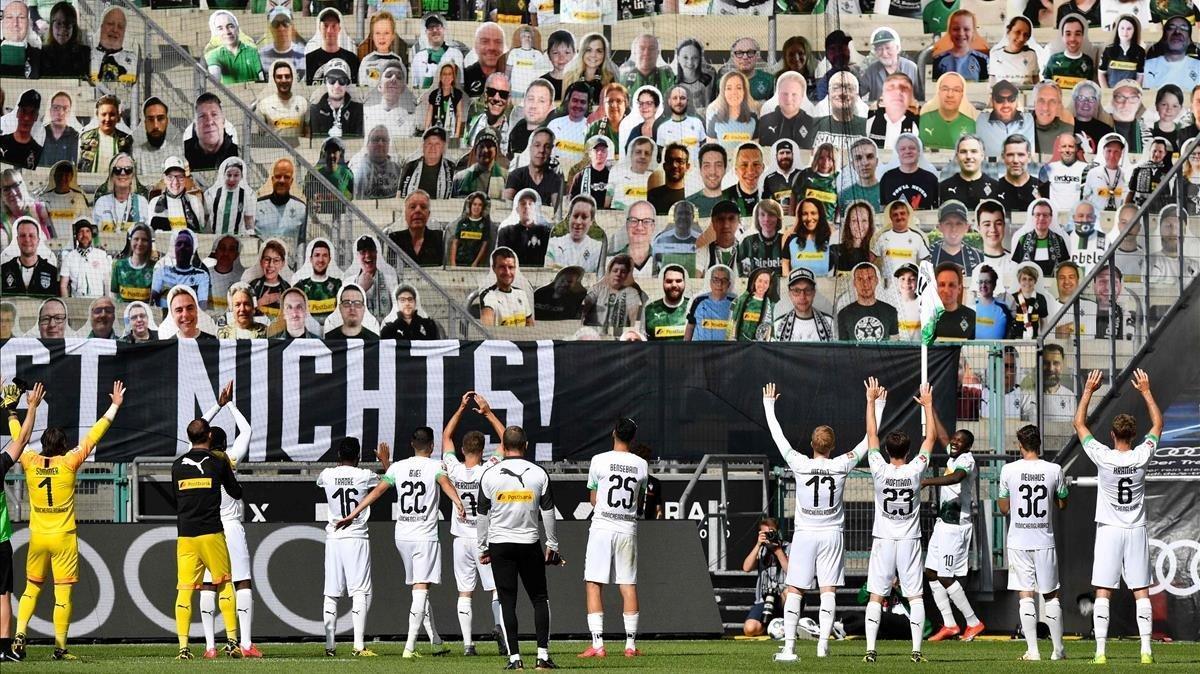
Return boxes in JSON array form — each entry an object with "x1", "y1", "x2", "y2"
[{"x1": 1149, "y1": 538, "x2": 1200, "y2": 597}]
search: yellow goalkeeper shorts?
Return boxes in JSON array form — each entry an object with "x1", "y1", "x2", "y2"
[{"x1": 176, "y1": 532, "x2": 232, "y2": 590}]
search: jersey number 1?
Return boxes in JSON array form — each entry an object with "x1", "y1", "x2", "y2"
[{"x1": 37, "y1": 477, "x2": 54, "y2": 507}]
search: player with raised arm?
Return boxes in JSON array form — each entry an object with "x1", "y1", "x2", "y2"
[
  {"x1": 336, "y1": 427, "x2": 465, "y2": 659},
  {"x1": 442, "y1": 391, "x2": 505, "y2": 656},
  {"x1": 921, "y1": 411, "x2": 985, "y2": 642},
  {"x1": 1, "y1": 379, "x2": 44, "y2": 662},
  {"x1": 764, "y1": 380, "x2": 883, "y2": 662},
  {"x1": 862, "y1": 380, "x2": 937, "y2": 664},
  {"x1": 13, "y1": 380, "x2": 124, "y2": 662},
  {"x1": 317, "y1": 437, "x2": 388, "y2": 657},
  {"x1": 578, "y1": 417, "x2": 649, "y2": 659},
  {"x1": 1074, "y1": 368, "x2": 1162, "y2": 665},
  {"x1": 998, "y1": 424, "x2": 1069, "y2": 661},
  {"x1": 170, "y1": 417, "x2": 243, "y2": 660},
  {"x1": 198, "y1": 381, "x2": 260, "y2": 659}
]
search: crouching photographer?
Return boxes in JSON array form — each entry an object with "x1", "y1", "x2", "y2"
[{"x1": 742, "y1": 517, "x2": 789, "y2": 637}]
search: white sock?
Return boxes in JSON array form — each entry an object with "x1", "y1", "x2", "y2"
[
  {"x1": 407, "y1": 589, "x2": 427, "y2": 652},
  {"x1": 458, "y1": 597, "x2": 474, "y2": 647},
  {"x1": 491, "y1": 591, "x2": 502, "y2": 628},
  {"x1": 236, "y1": 588, "x2": 253, "y2": 648},
  {"x1": 1135, "y1": 597, "x2": 1152, "y2": 654},
  {"x1": 623, "y1": 612, "x2": 638, "y2": 651},
  {"x1": 782, "y1": 592, "x2": 802, "y2": 653},
  {"x1": 200, "y1": 590, "x2": 217, "y2": 651},
  {"x1": 929, "y1": 582, "x2": 956, "y2": 628},
  {"x1": 510, "y1": 653, "x2": 522, "y2": 663},
  {"x1": 1094, "y1": 597, "x2": 1110, "y2": 656},
  {"x1": 323, "y1": 596, "x2": 338, "y2": 650},
  {"x1": 537, "y1": 647, "x2": 549, "y2": 661},
  {"x1": 1019, "y1": 597, "x2": 1038, "y2": 656},
  {"x1": 423, "y1": 595, "x2": 441, "y2": 645},
  {"x1": 946, "y1": 581, "x2": 979, "y2": 626},
  {"x1": 1045, "y1": 598, "x2": 1064, "y2": 654},
  {"x1": 352, "y1": 593, "x2": 369, "y2": 651},
  {"x1": 909, "y1": 598, "x2": 925, "y2": 652},
  {"x1": 587, "y1": 612, "x2": 604, "y2": 649},
  {"x1": 818, "y1": 592, "x2": 835, "y2": 649},
  {"x1": 865, "y1": 601, "x2": 882, "y2": 652}
]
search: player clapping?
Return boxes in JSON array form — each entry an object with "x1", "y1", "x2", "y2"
[
  {"x1": 441, "y1": 392, "x2": 506, "y2": 656},
  {"x1": 862, "y1": 379, "x2": 937, "y2": 664},
  {"x1": 317, "y1": 437, "x2": 387, "y2": 657},
  {"x1": 335, "y1": 428, "x2": 465, "y2": 659},
  {"x1": 1073, "y1": 369, "x2": 1162, "y2": 665}
]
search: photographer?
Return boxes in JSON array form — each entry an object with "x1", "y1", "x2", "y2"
[{"x1": 741, "y1": 518, "x2": 789, "y2": 637}]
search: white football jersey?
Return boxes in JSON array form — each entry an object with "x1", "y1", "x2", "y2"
[
  {"x1": 316, "y1": 465, "x2": 380, "y2": 539},
  {"x1": 587, "y1": 450, "x2": 649, "y2": 535},
  {"x1": 219, "y1": 475, "x2": 244, "y2": 522},
  {"x1": 787, "y1": 452, "x2": 865, "y2": 531},
  {"x1": 385, "y1": 456, "x2": 445, "y2": 542},
  {"x1": 999, "y1": 458, "x2": 1067, "y2": 550},
  {"x1": 1083, "y1": 434, "x2": 1155, "y2": 528},
  {"x1": 443, "y1": 451, "x2": 500, "y2": 539},
  {"x1": 868, "y1": 450, "x2": 929, "y2": 540},
  {"x1": 937, "y1": 450, "x2": 977, "y2": 525}
]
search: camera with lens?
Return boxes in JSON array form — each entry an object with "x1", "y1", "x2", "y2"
[{"x1": 763, "y1": 529, "x2": 783, "y2": 548}]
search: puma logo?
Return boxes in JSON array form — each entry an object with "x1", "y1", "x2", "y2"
[
  {"x1": 182, "y1": 456, "x2": 210, "y2": 473},
  {"x1": 459, "y1": 611, "x2": 471, "y2": 616},
  {"x1": 177, "y1": 604, "x2": 189, "y2": 610},
  {"x1": 499, "y1": 467, "x2": 531, "y2": 486},
  {"x1": 867, "y1": 618, "x2": 879, "y2": 625}
]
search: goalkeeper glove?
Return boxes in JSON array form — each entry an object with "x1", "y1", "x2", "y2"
[
  {"x1": 2, "y1": 377, "x2": 28, "y2": 412},
  {"x1": 545, "y1": 549, "x2": 564, "y2": 567}
]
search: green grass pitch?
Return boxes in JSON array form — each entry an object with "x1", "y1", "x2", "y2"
[{"x1": 8, "y1": 638, "x2": 1199, "y2": 671}]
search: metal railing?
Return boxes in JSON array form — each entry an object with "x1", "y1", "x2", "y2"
[
  {"x1": 116, "y1": 0, "x2": 491, "y2": 339},
  {"x1": 1038, "y1": 138, "x2": 1200, "y2": 452}
]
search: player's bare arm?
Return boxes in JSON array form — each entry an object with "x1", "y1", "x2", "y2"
[
  {"x1": 916, "y1": 383, "x2": 936, "y2": 455},
  {"x1": 441, "y1": 392, "x2": 474, "y2": 456},
  {"x1": 1074, "y1": 370, "x2": 1103, "y2": 442},
  {"x1": 4, "y1": 382, "x2": 44, "y2": 462},
  {"x1": 437, "y1": 473, "x2": 467, "y2": 518},
  {"x1": 472, "y1": 392, "x2": 507, "y2": 439},
  {"x1": 864, "y1": 377, "x2": 885, "y2": 448},
  {"x1": 1131, "y1": 369, "x2": 1163, "y2": 439}
]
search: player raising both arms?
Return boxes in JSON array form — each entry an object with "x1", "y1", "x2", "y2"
[
  {"x1": 998, "y1": 424, "x2": 1068, "y2": 661},
  {"x1": 336, "y1": 427, "x2": 465, "y2": 659},
  {"x1": 442, "y1": 392, "x2": 505, "y2": 656},
  {"x1": 763, "y1": 380, "x2": 882, "y2": 662},
  {"x1": 317, "y1": 437, "x2": 387, "y2": 657},
  {"x1": 863, "y1": 379, "x2": 937, "y2": 664},
  {"x1": 198, "y1": 381, "x2": 261, "y2": 658},
  {"x1": 579, "y1": 417, "x2": 648, "y2": 659},
  {"x1": 13, "y1": 380, "x2": 124, "y2": 662},
  {"x1": 921, "y1": 413, "x2": 985, "y2": 642},
  {"x1": 1074, "y1": 369, "x2": 1162, "y2": 665},
  {"x1": 1, "y1": 379, "x2": 44, "y2": 662},
  {"x1": 171, "y1": 418, "x2": 243, "y2": 660}
]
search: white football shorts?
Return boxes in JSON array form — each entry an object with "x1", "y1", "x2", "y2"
[
  {"x1": 867, "y1": 537, "x2": 923, "y2": 597},
  {"x1": 925, "y1": 521, "x2": 972, "y2": 578},
  {"x1": 1092, "y1": 524, "x2": 1151, "y2": 590},
  {"x1": 396, "y1": 539, "x2": 442, "y2": 585},
  {"x1": 453, "y1": 535, "x2": 495, "y2": 592},
  {"x1": 583, "y1": 528, "x2": 638, "y2": 585},
  {"x1": 1007, "y1": 547, "x2": 1060, "y2": 594},
  {"x1": 324, "y1": 536, "x2": 373, "y2": 597},
  {"x1": 784, "y1": 529, "x2": 845, "y2": 590}
]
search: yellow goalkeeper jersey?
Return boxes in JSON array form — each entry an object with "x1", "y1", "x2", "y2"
[{"x1": 18, "y1": 418, "x2": 109, "y2": 534}]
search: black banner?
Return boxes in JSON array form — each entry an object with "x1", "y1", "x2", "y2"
[{"x1": 0, "y1": 339, "x2": 959, "y2": 463}]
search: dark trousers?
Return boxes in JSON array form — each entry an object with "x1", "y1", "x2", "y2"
[{"x1": 491, "y1": 541, "x2": 550, "y2": 654}]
